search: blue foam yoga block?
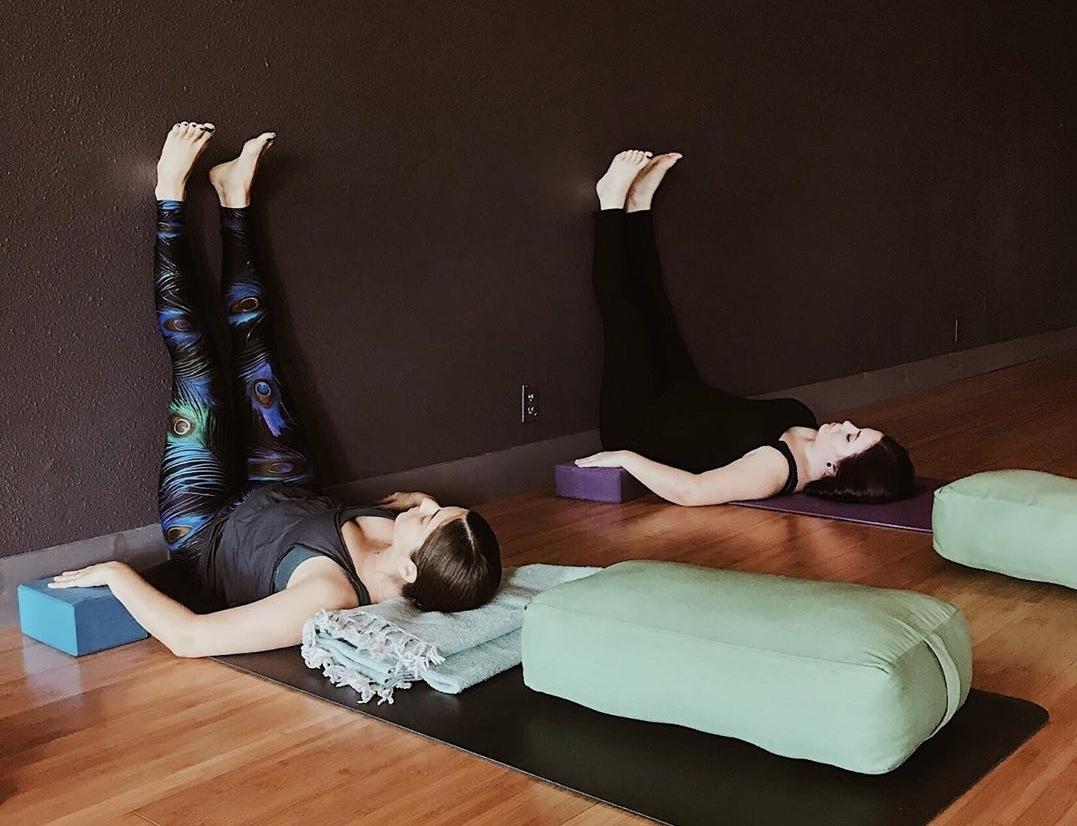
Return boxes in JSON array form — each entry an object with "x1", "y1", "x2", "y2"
[
  {"x1": 17, "y1": 577, "x2": 148, "y2": 656},
  {"x1": 555, "y1": 463, "x2": 649, "y2": 503}
]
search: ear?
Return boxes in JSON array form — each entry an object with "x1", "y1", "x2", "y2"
[{"x1": 399, "y1": 557, "x2": 418, "y2": 585}]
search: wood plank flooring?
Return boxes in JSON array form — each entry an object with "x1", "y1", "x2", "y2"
[{"x1": 3, "y1": 350, "x2": 1077, "y2": 825}]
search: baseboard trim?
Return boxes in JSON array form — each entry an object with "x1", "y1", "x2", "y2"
[
  {"x1": 323, "y1": 430, "x2": 601, "y2": 506},
  {"x1": 757, "y1": 325, "x2": 1077, "y2": 416},
  {"x1": 4, "y1": 325, "x2": 1075, "y2": 627},
  {"x1": 0, "y1": 525, "x2": 169, "y2": 628}
]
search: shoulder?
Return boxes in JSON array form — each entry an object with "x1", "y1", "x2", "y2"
[
  {"x1": 288, "y1": 555, "x2": 360, "y2": 609},
  {"x1": 743, "y1": 442, "x2": 792, "y2": 465},
  {"x1": 687, "y1": 447, "x2": 789, "y2": 505},
  {"x1": 731, "y1": 443, "x2": 793, "y2": 491}
]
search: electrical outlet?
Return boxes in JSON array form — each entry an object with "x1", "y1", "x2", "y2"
[{"x1": 521, "y1": 385, "x2": 539, "y2": 423}]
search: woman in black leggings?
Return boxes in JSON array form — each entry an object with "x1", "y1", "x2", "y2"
[
  {"x1": 576, "y1": 150, "x2": 914, "y2": 506},
  {"x1": 48, "y1": 122, "x2": 501, "y2": 657}
]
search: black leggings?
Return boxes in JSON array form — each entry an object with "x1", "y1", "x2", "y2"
[
  {"x1": 592, "y1": 209, "x2": 816, "y2": 471},
  {"x1": 154, "y1": 200, "x2": 315, "y2": 557},
  {"x1": 593, "y1": 209, "x2": 700, "y2": 445}
]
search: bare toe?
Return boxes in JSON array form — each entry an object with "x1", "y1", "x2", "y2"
[{"x1": 155, "y1": 118, "x2": 215, "y2": 201}]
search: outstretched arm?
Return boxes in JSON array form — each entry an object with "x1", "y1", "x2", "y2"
[
  {"x1": 575, "y1": 447, "x2": 789, "y2": 506},
  {"x1": 50, "y1": 562, "x2": 355, "y2": 657}
]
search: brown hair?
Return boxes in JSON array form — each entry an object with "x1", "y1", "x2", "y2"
[
  {"x1": 402, "y1": 510, "x2": 502, "y2": 612},
  {"x1": 803, "y1": 435, "x2": 915, "y2": 504}
]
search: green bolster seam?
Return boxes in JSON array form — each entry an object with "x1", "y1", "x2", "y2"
[
  {"x1": 936, "y1": 490, "x2": 1077, "y2": 516},
  {"x1": 526, "y1": 600, "x2": 960, "y2": 675}
]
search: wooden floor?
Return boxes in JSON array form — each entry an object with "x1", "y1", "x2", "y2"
[{"x1": 4, "y1": 351, "x2": 1077, "y2": 825}]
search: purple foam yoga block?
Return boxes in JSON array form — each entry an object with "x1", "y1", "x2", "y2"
[{"x1": 555, "y1": 463, "x2": 649, "y2": 503}]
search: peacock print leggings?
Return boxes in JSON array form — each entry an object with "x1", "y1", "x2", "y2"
[{"x1": 154, "y1": 200, "x2": 316, "y2": 557}]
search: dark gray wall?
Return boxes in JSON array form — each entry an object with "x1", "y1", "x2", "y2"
[{"x1": 2, "y1": 1, "x2": 1074, "y2": 557}]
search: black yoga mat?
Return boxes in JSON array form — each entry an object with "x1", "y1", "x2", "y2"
[{"x1": 213, "y1": 649, "x2": 1047, "y2": 826}]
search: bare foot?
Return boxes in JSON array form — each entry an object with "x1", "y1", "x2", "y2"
[
  {"x1": 155, "y1": 121, "x2": 215, "y2": 201},
  {"x1": 595, "y1": 149, "x2": 653, "y2": 210},
  {"x1": 626, "y1": 153, "x2": 682, "y2": 213},
  {"x1": 209, "y1": 132, "x2": 276, "y2": 208}
]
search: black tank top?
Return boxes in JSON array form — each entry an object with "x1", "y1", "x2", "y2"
[
  {"x1": 637, "y1": 383, "x2": 818, "y2": 475},
  {"x1": 771, "y1": 440, "x2": 799, "y2": 495},
  {"x1": 195, "y1": 484, "x2": 397, "y2": 609}
]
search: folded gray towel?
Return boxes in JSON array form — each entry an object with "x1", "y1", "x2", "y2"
[{"x1": 301, "y1": 563, "x2": 600, "y2": 703}]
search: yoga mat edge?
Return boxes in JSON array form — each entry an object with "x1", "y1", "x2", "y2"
[{"x1": 212, "y1": 651, "x2": 1047, "y2": 826}]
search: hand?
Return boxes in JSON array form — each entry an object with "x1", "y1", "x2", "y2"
[
  {"x1": 48, "y1": 561, "x2": 129, "y2": 590},
  {"x1": 574, "y1": 450, "x2": 631, "y2": 469},
  {"x1": 375, "y1": 491, "x2": 437, "y2": 511}
]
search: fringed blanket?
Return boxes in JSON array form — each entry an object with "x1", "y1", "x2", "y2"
[{"x1": 301, "y1": 564, "x2": 600, "y2": 703}]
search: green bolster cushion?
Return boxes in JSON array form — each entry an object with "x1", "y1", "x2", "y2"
[
  {"x1": 521, "y1": 560, "x2": 971, "y2": 774},
  {"x1": 933, "y1": 470, "x2": 1077, "y2": 590}
]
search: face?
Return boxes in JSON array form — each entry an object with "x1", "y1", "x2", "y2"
[
  {"x1": 388, "y1": 497, "x2": 468, "y2": 567},
  {"x1": 816, "y1": 420, "x2": 884, "y2": 471}
]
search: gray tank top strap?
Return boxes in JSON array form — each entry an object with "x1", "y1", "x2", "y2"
[{"x1": 272, "y1": 546, "x2": 324, "y2": 592}]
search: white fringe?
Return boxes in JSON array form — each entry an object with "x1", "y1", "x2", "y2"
[{"x1": 300, "y1": 608, "x2": 445, "y2": 705}]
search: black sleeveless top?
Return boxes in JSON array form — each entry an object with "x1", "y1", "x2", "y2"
[
  {"x1": 195, "y1": 484, "x2": 397, "y2": 609},
  {"x1": 633, "y1": 383, "x2": 817, "y2": 480},
  {"x1": 771, "y1": 440, "x2": 799, "y2": 496}
]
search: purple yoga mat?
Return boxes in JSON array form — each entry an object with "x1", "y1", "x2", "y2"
[
  {"x1": 554, "y1": 463, "x2": 649, "y2": 503},
  {"x1": 731, "y1": 477, "x2": 947, "y2": 533}
]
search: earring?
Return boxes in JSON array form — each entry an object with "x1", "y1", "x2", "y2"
[{"x1": 826, "y1": 462, "x2": 832, "y2": 468}]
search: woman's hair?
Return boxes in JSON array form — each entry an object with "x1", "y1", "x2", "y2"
[
  {"x1": 402, "y1": 509, "x2": 502, "y2": 612},
  {"x1": 803, "y1": 435, "x2": 915, "y2": 504}
]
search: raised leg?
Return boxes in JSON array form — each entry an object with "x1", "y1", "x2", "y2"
[
  {"x1": 211, "y1": 134, "x2": 318, "y2": 488},
  {"x1": 622, "y1": 152, "x2": 699, "y2": 387},
  {"x1": 592, "y1": 209, "x2": 665, "y2": 450},
  {"x1": 624, "y1": 209, "x2": 700, "y2": 386},
  {"x1": 155, "y1": 199, "x2": 242, "y2": 556}
]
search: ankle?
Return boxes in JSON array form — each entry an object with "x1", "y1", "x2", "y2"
[
  {"x1": 598, "y1": 194, "x2": 627, "y2": 210},
  {"x1": 215, "y1": 188, "x2": 250, "y2": 209},
  {"x1": 625, "y1": 201, "x2": 651, "y2": 213},
  {"x1": 155, "y1": 181, "x2": 185, "y2": 201}
]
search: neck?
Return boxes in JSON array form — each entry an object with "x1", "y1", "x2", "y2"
[
  {"x1": 785, "y1": 427, "x2": 830, "y2": 484},
  {"x1": 342, "y1": 518, "x2": 404, "y2": 604},
  {"x1": 356, "y1": 558, "x2": 405, "y2": 604}
]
